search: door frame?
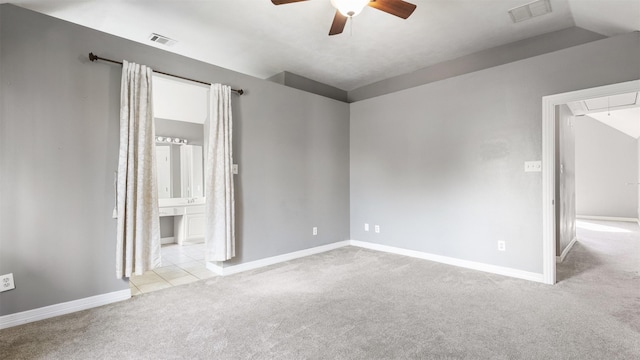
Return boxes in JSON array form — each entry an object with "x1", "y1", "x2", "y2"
[{"x1": 541, "y1": 79, "x2": 640, "y2": 284}]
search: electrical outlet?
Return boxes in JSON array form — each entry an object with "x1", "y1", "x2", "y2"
[
  {"x1": 312, "y1": 227, "x2": 318, "y2": 236},
  {"x1": 1, "y1": 273, "x2": 15, "y2": 292},
  {"x1": 497, "y1": 241, "x2": 506, "y2": 252},
  {"x1": 374, "y1": 225, "x2": 380, "y2": 233},
  {"x1": 364, "y1": 223, "x2": 369, "y2": 231}
]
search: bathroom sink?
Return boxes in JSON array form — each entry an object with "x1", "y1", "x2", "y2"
[{"x1": 158, "y1": 197, "x2": 205, "y2": 207}]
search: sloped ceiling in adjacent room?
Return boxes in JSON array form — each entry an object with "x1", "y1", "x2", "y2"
[
  {"x1": 4, "y1": 0, "x2": 639, "y2": 91},
  {"x1": 589, "y1": 107, "x2": 640, "y2": 139},
  {"x1": 569, "y1": 92, "x2": 640, "y2": 139}
]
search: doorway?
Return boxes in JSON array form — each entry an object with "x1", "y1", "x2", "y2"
[
  {"x1": 129, "y1": 74, "x2": 215, "y2": 295},
  {"x1": 541, "y1": 79, "x2": 640, "y2": 284}
]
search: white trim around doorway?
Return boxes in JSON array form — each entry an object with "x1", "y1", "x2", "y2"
[{"x1": 541, "y1": 79, "x2": 640, "y2": 285}]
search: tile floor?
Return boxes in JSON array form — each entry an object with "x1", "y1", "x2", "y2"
[{"x1": 129, "y1": 242, "x2": 216, "y2": 296}]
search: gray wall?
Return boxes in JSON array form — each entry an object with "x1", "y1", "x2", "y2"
[
  {"x1": 268, "y1": 71, "x2": 348, "y2": 103},
  {"x1": 555, "y1": 105, "x2": 576, "y2": 255},
  {"x1": 575, "y1": 116, "x2": 638, "y2": 218},
  {"x1": 0, "y1": 5, "x2": 350, "y2": 316},
  {"x1": 281, "y1": 71, "x2": 348, "y2": 103},
  {"x1": 159, "y1": 217, "x2": 174, "y2": 239},
  {"x1": 266, "y1": 72, "x2": 285, "y2": 85},
  {"x1": 350, "y1": 32, "x2": 640, "y2": 274},
  {"x1": 347, "y1": 27, "x2": 606, "y2": 102}
]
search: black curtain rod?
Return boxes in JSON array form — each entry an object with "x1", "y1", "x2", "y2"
[{"x1": 88, "y1": 52, "x2": 244, "y2": 95}]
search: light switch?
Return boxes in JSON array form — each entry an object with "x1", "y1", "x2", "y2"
[
  {"x1": 232, "y1": 164, "x2": 238, "y2": 175},
  {"x1": 524, "y1": 161, "x2": 542, "y2": 172}
]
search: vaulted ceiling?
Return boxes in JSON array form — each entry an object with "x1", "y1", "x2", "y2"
[{"x1": 6, "y1": 0, "x2": 640, "y2": 90}]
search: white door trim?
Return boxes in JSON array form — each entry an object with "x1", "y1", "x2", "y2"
[{"x1": 541, "y1": 79, "x2": 640, "y2": 285}]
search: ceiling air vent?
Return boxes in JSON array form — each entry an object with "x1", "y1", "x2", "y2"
[
  {"x1": 508, "y1": 0, "x2": 552, "y2": 23},
  {"x1": 148, "y1": 33, "x2": 177, "y2": 47}
]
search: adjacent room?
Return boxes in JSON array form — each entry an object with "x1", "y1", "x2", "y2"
[{"x1": 1, "y1": 0, "x2": 639, "y2": 358}]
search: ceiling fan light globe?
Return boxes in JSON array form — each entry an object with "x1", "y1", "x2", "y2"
[{"x1": 330, "y1": 0, "x2": 370, "y2": 17}]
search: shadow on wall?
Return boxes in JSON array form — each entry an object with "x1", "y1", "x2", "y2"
[{"x1": 556, "y1": 242, "x2": 602, "y2": 282}]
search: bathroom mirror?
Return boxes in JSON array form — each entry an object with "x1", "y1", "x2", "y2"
[
  {"x1": 156, "y1": 143, "x2": 204, "y2": 199},
  {"x1": 155, "y1": 118, "x2": 204, "y2": 200}
]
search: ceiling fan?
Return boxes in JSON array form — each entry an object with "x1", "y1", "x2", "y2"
[{"x1": 271, "y1": 0, "x2": 417, "y2": 36}]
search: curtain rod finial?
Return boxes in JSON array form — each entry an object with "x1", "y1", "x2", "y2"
[{"x1": 89, "y1": 52, "x2": 98, "y2": 62}]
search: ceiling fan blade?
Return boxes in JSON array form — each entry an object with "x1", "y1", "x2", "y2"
[
  {"x1": 271, "y1": 0, "x2": 308, "y2": 5},
  {"x1": 367, "y1": 0, "x2": 416, "y2": 19},
  {"x1": 329, "y1": 10, "x2": 348, "y2": 36}
]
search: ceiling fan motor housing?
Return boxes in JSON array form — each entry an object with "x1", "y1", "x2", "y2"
[{"x1": 330, "y1": 0, "x2": 371, "y2": 18}]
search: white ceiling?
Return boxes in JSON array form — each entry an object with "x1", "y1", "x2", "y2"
[
  {"x1": 589, "y1": 107, "x2": 640, "y2": 139},
  {"x1": 6, "y1": 0, "x2": 640, "y2": 91},
  {"x1": 153, "y1": 74, "x2": 209, "y2": 124}
]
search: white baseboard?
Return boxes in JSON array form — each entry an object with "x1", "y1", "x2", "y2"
[
  {"x1": 0, "y1": 289, "x2": 131, "y2": 330},
  {"x1": 556, "y1": 237, "x2": 577, "y2": 263},
  {"x1": 160, "y1": 236, "x2": 175, "y2": 245},
  {"x1": 206, "y1": 240, "x2": 352, "y2": 276},
  {"x1": 207, "y1": 239, "x2": 544, "y2": 283},
  {"x1": 576, "y1": 215, "x2": 638, "y2": 223},
  {"x1": 350, "y1": 240, "x2": 545, "y2": 283},
  {"x1": 1, "y1": 237, "x2": 550, "y2": 329}
]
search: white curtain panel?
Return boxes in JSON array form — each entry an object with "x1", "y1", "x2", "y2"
[
  {"x1": 204, "y1": 84, "x2": 235, "y2": 262},
  {"x1": 115, "y1": 60, "x2": 161, "y2": 279}
]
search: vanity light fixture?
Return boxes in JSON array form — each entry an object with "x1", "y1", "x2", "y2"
[{"x1": 156, "y1": 136, "x2": 188, "y2": 145}]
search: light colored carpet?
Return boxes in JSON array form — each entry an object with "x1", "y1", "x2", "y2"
[{"x1": 1, "y1": 220, "x2": 639, "y2": 359}]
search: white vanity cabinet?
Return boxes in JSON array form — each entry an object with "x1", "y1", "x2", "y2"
[
  {"x1": 159, "y1": 200, "x2": 205, "y2": 245},
  {"x1": 177, "y1": 205, "x2": 205, "y2": 244}
]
